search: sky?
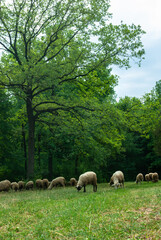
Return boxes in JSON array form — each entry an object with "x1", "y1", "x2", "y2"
[{"x1": 109, "y1": 0, "x2": 161, "y2": 100}]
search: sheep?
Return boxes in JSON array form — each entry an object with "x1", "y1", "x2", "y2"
[
  {"x1": 0, "y1": 180, "x2": 11, "y2": 192},
  {"x1": 110, "y1": 171, "x2": 124, "y2": 189},
  {"x1": 48, "y1": 177, "x2": 66, "y2": 190},
  {"x1": 18, "y1": 181, "x2": 25, "y2": 190},
  {"x1": 149, "y1": 173, "x2": 153, "y2": 181},
  {"x1": 42, "y1": 178, "x2": 49, "y2": 189},
  {"x1": 26, "y1": 181, "x2": 34, "y2": 190},
  {"x1": 145, "y1": 174, "x2": 150, "y2": 182},
  {"x1": 152, "y1": 172, "x2": 159, "y2": 183},
  {"x1": 76, "y1": 171, "x2": 97, "y2": 192},
  {"x1": 69, "y1": 178, "x2": 77, "y2": 186},
  {"x1": 136, "y1": 173, "x2": 144, "y2": 184},
  {"x1": 35, "y1": 179, "x2": 43, "y2": 189},
  {"x1": 11, "y1": 182, "x2": 19, "y2": 191}
]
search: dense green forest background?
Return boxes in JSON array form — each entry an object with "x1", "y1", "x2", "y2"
[{"x1": 0, "y1": 0, "x2": 161, "y2": 182}]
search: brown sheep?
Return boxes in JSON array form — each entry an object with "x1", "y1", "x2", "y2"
[
  {"x1": 136, "y1": 173, "x2": 144, "y2": 184},
  {"x1": 35, "y1": 179, "x2": 43, "y2": 189},
  {"x1": 26, "y1": 181, "x2": 34, "y2": 190},
  {"x1": 110, "y1": 171, "x2": 124, "y2": 189},
  {"x1": 145, "y1": 174, "x2": 150, "y2": 182},
  {"x1": 152, "y1": 172, "x2": 159, "y2": 183},
  {"x1": 11, "y1": 182, "x2": 19, "y2": 191},
  {"x1": 76, "y1": 171, "x2": 97, "y2": 192},
  {"x1": 0, "y1": 180, "x2": 11, "y2": 192},
  {"x1": 42, "y1": 179, "x2": 49, "y2": 189},
  {"x1": 48, "y1": 177, "x2": 66, "y2": 190},
  {"x1": 18, "y1": 181, "x2": 25, "y2": 190},
  {"x1": 69, "y1": 178, "x2": 77, "y2": 186}
]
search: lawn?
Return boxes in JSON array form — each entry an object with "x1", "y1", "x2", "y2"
[{"x1": 0, "y1": 181, "x2": 161, "y2": 239}]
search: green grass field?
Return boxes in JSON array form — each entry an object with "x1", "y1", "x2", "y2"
[{"x1": 0, "y1": 181, "x2": 161, "y2": 240}]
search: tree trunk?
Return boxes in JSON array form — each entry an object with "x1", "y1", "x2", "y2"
[{"x1": 26, "y1": 96, "x2": 35, "y2": 179}]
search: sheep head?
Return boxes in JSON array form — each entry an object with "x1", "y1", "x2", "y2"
[{"x1": 76, "y1": 185, "x2": 82, "y2": 191}]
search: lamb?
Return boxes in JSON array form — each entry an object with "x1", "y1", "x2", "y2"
[
  {"x1": 35, "y1": 179, "x2": 43, "y2": 189},
  {"x1": 136, "y1": 173, "x2": 144, "y2": 184},
  {"x1": 11, "y1": 182, "x2": 19, "y2": 191},
  {"x1": 145, "y1": 174, "x2": 150, "y2": 182},
  {"x1": 42, "y1": 178, "x2": 49, "y2": 189},
  {"x1": 152, "y1": 172, "x2": 159, "y2": 183},
  {"x1": 18, "y1": 181, "x2": 25, "y2": 190},
  {"x1": 48, "y1": 177, "x2": 66, "y2": 190},
  {"x1": 110, "y1": 171, "x2": 124, "y2": 189},
  {"x1": 0, "y1": 180, "x2": 11, "y2": 192},
  {"x1": 69, "y1": 178, "x2": 77, "y2": 186},
  {"x1": 76, "y1": 171, "x2": 97, "y2": 192},
  {"x1": 26, "y1": 181, "x2": 34, "y2": 190}
]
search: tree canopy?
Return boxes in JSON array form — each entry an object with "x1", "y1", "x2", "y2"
[{"x1": 0, "y1": 0, "x2": 150, "y2": 180}]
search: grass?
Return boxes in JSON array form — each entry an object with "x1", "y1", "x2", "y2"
[{"x1": 0, "y1": 181, "x2": 161, "y2": 240}]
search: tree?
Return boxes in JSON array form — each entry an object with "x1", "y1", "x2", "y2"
[{"x1": 0, "y1": 0, "x2": 145, "y2": 178}]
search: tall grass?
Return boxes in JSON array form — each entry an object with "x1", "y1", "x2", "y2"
[{"x1": 0, "y1": 181, "x2": 161, "y2": 239}]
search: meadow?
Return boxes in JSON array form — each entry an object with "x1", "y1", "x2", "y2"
[{"x1": 0, "y1": 181, "x2": 161, "y2": 240}]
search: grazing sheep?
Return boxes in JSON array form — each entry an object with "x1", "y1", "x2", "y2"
[
  {"x1": 110, "y1": 171, "x2": 124, "y2": 189},
  {"x1": 152, "y1": 172, "x2": 159, "y2": 183},
  {"x1": 136, "y1": 173, "x2": 144, "y2": 184},
  {"x1": 18, "y1": 181, "x2": 25, "y2": 190},
  {"x1": 42, "y1": 179, "x2": 49, "y2": 189},
  {"x1": 69, "y1": 178, "x2": 77, "y2": 186},
  {"x1": 149, "y1": 173, "x2": 153, "y2": 181},
  {"x1": 0, "y1": 180, "x2": 11, "y2": 192},
  {"x1": 76, "y1": 171, "x2": 97, "y2": 192},
  {"x1": 35, "y1": 179, "x2": 43, "y2": 189},
  {"x1": 145, "y1": 174, "x2": 150, "y2": 182},
  {"x1": 11, "y1": 182, "x2": 19, "y2": 191},
  {"x1": 26, "y1": 181, "x2": 34, "y2": 190},
  {"x1": 48, "y1": 177, "x2": 66, "y2": 190}
]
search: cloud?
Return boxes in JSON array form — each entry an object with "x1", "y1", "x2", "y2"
[
  {"x1": 109, "y1": 0, "x2": 161, "y2": 99},
  {"x1": 109, "y1": 0, "x2": 161, "y2": 43}
]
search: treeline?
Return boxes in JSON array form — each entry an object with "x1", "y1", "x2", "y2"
[
  {"x1": 0, "y1": 0, "x2": 160, "y2": 183},
  {"x1": 0, "y1": 79, "x2": 161, "y2": 182}
]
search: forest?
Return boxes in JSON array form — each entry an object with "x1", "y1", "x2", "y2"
[{"x1": 0, "y1": 0, "x2": 161, "y2": 183}]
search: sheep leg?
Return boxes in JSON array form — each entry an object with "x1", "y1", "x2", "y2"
[
  {"x1": 83, "y1": 185, "x2": 86, "y2": 192},
  {"x1": 93, "y1": 185, "x2": 97, "y2": 192}
]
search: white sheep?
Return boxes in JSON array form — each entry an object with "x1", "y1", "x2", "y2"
[
  {"x1": 48, "y1": 177, "x2": 66, "y2": 190},
  {"x1": 42, "y1": 178, "x2": 49, "y2": 189},
  {"x1": 11, "y1": 182, "x2": 19, "y2": 191},
  {"x1": 149, "y1": 173, "x2": 153, "y2": 181},
  {"x1": 26, "y1": 181, "x2": 34, "y2": 190},
  {"x1": 110, "y1": 171, "x2": 124, "y2": 189},
  {"x1": 35, "y1": 179, "x2": 43, "y2": 189},
  {"x1": 136, "y1": 173, "x2": 144, "y2": 184},
  {"x1": 69, "y1": 178, "x2": 77, "y2": 186},
  {"x1": 76, "y1": 171, "x2": 97, "y2": 192},
  {"x1": 145, "y1": 174, "x2": 150, "y2": 182},
  {"x1": 18, "y1": 181, "x2": 25, "y2": 190},
  {"x1": 152, "y1": 172, "x2": 159, "y2": 182},
  {"x1": 0, "y1": 180, "x2": 11, "y2": 192}
]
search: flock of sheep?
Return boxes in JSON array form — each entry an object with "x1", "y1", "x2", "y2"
[
  {"x1": 136, "y1": 172, "x2": 159, "y2": 184},
  {"x1": 0, "y1": 170, "x2": 159, "y2": 193}
]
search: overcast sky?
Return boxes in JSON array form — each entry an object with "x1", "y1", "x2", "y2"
[{"x1": 109, "y1": 0, "x2": 161, "y2": 100}]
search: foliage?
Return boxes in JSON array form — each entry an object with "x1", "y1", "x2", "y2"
[
  {"x1": 0, "y1": 89, "x2": 26, "y2": 180},
  {"x1": 0, "y1": 0, "x2": 145, "y2": 178}
]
